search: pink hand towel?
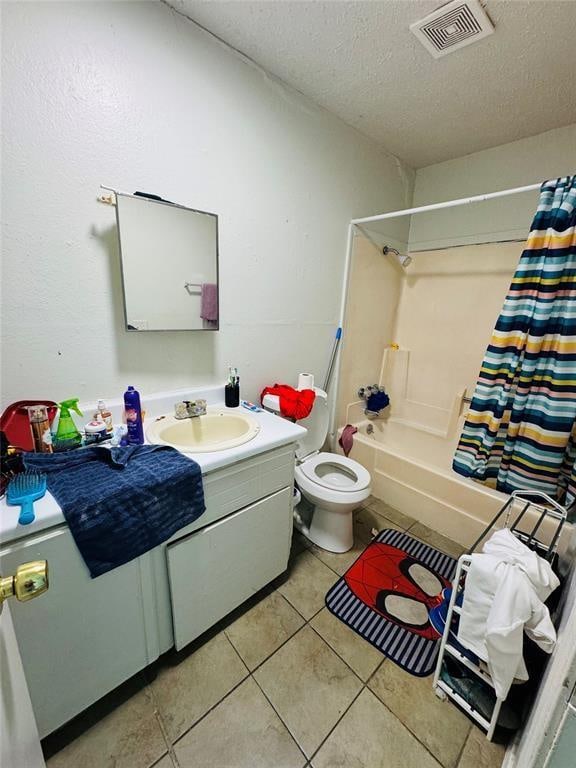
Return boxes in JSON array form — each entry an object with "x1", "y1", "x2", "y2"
[
  {"x1": 200, "y1": 283, "x2": 218, "y2": 323},
  {"x1": 338, "y1": 424, "x2": 357, "y2": 457}
]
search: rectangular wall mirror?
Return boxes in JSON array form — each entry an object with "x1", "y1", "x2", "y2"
[{"x1": 115, "y1": 192, "x2": 219, "y2": 331}]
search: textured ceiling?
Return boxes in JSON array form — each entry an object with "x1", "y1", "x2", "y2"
[{"x1": 167, "y1": 0, "x2": 576, "y2": 168}]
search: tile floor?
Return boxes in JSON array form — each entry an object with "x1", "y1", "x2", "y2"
[{"x1": 44, "y1": 497, "x2": 506, "y2": 768}]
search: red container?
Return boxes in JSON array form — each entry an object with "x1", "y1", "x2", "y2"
[{"x1": 0, "y1": 400, "x2": 59, "y2": 451}]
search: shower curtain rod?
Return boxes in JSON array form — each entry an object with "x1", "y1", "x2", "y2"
[{"x1": 351, "y1": 182, "x2": 542, "y2": 225}]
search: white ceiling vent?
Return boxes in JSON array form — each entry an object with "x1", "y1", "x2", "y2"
[{"x1": 410, "y1": 0, "x2": 494, "y2": 58}]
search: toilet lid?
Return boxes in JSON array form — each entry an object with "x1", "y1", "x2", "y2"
[{"x1": 300, "y1": 452, "x2": 371, "y2": 492}]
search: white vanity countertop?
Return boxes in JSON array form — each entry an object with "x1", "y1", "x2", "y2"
[{"x1": 0, "y1": 386, "x2": 307, "y2": 547}]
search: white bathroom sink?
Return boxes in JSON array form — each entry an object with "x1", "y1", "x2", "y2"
[{"x1": 146, "y1": 408, "x2": 260, "y2": 453}]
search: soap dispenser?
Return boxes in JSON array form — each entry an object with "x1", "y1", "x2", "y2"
[{"x1": 54, "y1": 398, "x2": 83, "y2": 451}]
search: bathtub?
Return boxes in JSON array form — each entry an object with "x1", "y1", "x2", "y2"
[{"x1": 336, "y1": 415, "x2": 511, "y2": 548}]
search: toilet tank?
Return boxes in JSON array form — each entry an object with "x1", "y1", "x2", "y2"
[
  {"x1": 295, "y1": 389, "x2": 329, "y2": 460},
  {"x1": 261, "y1": 387, "x2": 329, "y2": 460}
]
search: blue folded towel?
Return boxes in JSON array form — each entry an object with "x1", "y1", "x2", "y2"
[{"x1": 24, "y1": 445, "x2": 205, "y2": 578}]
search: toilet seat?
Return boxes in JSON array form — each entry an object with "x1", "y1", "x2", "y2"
[{"x1": 298, "y1": 452, "x2": 371, "y2": 493}]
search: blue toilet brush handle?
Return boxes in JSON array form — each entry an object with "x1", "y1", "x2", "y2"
[
  {"x1": 18, "y1": 499, "x2": 36, "y2": 525},
  {"x1": 323, "y1": 327, "x2": 342, "y2": 392}
]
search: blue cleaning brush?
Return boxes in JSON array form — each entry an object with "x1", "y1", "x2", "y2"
[{"x1": 7, "y1": 471, "x2": 47, "y2": 525}]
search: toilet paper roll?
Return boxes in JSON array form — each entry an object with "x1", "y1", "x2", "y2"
[{"x1": 297, "y1": 372, "x2": 315, "y2": 391}]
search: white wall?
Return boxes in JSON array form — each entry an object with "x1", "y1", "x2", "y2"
[
  {"x1": 409, "y1": 124, "x2": 576, "y2": 251},
  {"x1": 0, "y1": 1, "x2": 413, "y2": 407}
]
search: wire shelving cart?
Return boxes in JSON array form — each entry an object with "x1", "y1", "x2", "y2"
[{"x1": 432, "y1": 490, "x2": 567, "y2": 740}]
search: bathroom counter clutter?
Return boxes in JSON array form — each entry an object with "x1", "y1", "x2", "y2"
[
  {"x1": 0, "y1": 386, "x2": 306, "y2": 737},
  {"x1": 0, "y1": 396, "x2": 306, "y2": 545}
]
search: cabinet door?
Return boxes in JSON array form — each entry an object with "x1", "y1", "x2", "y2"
[
  {"x1": 547, "y1": 705, "x2": 576, "y2": 768},
  {"x1": 1, "y1": 605, "x2": 45, "y2": 768},
  {"x1": 1, "y1": 526, "x2": 152, "y2": 737},
  {"x1": 168, "y1": 487, "x2": 291, "y2": 650}
]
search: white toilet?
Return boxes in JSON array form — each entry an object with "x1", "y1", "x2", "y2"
[{"x1": 263, "y1": 387, "x2": 371, "y2": 553}]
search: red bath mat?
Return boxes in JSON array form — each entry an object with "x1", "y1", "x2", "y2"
[{"x1": 325, "y1": 529, "x2": 457, "y2": 676}]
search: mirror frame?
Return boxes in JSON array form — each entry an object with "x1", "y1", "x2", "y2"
[{"x1": 115, "y1": 192, "x2": 220, "y2": 332}]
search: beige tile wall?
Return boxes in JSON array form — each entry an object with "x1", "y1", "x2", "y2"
[
  {"x1": 338, "y1": 238, "x2": 523, "y2": 427},
  {"x1": 394, "y1": 241, "x2": 522, "y2": 411},
  {"x1": 336, "y1": 234, "x2": 403, "y2": 425}
]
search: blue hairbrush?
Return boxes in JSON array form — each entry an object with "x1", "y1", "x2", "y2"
[{"x1": 7, "y1": 471, "x2": 47, "y2": 525}]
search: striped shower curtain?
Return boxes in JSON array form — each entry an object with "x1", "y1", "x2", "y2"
[{"x1": 453, "y1": 176, "x2": 576, "y2": 508}]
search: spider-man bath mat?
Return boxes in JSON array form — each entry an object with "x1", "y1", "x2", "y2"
[{"x1": 325, "y1": 529, "x2": 457, "y2": 676}]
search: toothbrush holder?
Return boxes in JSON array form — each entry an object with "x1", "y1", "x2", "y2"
[{"x1": 225, "y1": 384, "x2": 240, "y2": 408}]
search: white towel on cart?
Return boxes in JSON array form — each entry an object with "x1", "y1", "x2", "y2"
[{"x1": 457, "y1": 528, "x2": 559, "y2": 699}]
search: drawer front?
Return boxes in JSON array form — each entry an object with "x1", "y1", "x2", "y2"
[
  {"x1": 168, "y1": 487, "x2": 292, "y2": 650},
  {"x1": 168, "y1": 444, "x2": 295, "y2": 542}
]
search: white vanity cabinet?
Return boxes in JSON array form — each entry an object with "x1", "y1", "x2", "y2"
[
  {"x1": 0, "y1": 525, "x2": 153, "y2": 737},
  {"x1": 156, "y1": 443, "x2": 295, "y2": 652},
  {"x1": 0, "y1": 442, "x2": 296, "y2": 737},
  {"x1": 168, "y1": 487, "x2": 291, "y2": 649}
]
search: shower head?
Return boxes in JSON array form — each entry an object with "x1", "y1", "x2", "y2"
[{"x1": 383, "y1": 245, "x2": 412, "y2": 269}]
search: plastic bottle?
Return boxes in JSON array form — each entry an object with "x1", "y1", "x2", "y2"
[
  {"x1": 124, "y1": 386, "x2": 144, "y2": 445},
  {"x1": 27, "y1": 405, "x2": 53, "y2": 453},
  {"x1": 95, "y1": 399, "x2": 113, "y2": 433},
  {"x1": 54, "y1": 399, "x2": 83, "y2": 451}
]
